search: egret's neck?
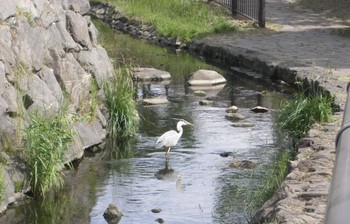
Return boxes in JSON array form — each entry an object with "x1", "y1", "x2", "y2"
[{"x1": 177, "y1": 124, "x2": 184, "y2": 135}]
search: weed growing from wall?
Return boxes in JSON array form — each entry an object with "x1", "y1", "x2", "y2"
[
  {"x1": 21, "y1": 112, "x2": 73, "y2": 198},
  {"x1": 103, "y1": 67, "x2": 139, "y2": 138}
]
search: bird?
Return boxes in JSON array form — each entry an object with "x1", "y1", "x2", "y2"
[{"x1": 155, "y1": 119, "x2": 194, "y2": 159}]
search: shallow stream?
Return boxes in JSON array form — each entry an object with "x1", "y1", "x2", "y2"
[{"x1": 0, "y1": 21, "x2": 291, "y2": 224}]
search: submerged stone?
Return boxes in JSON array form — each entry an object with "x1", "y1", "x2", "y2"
[
  {"x1": 225, "y1": 113, "x2": 245, "y2": 121},
  {"x1": 193, "y1": 90, "x2": 206, "y2": 97},
  {"x1": 226, "y1": 105, "x2": 238, "y2": 113},
  {"x1": 103, "y1": 203, "x2": 123, "y2": 224},
  {"x1": 132, "y1": 67, "x2": 171, "y2": 81},
  {"x1": 231, "y1": 123, "x2": 255, "y2": 128},
  {"x1": 229, "y1": 160, "x2": 257, "y2": 169},
  {"x1": 142, "y1": 97, "x2": 169, "y2": 105},
  {"x1": 151, "y1": 208, "x2": 162, "y2": 213},
  {"x1": 199, "y1": 99, "x2": 214, "y2": 106},
  {"x1": 251, "y1": 106, "x2": 268, "y2": 113}
]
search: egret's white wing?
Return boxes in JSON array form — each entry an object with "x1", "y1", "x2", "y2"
[{"x1": 155, "y1": 130, "x2": 180, "y2": 149}]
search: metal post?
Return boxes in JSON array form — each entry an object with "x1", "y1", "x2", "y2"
[
  {"x1": 325, "y1": 82, "x2": 350, "y2": 223},
  {"x1": 258, "y1": 0, "x2": 265, "y2": 27},
  {"x1": 232, "y1": 0, "x2": 237, "y2": 15}
]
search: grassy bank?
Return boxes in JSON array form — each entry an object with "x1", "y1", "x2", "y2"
[{"x1": 92, "y1": 0, "x2": 250, "y2": 41}]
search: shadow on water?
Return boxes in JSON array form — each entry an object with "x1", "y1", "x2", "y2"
[{"x1": 0, "y1": 20, "x2": 293, "y2": 224}]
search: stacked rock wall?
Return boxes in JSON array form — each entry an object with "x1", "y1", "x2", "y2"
[{"x1": 0, "y1": 0, "x2": 114, "y2": 213}]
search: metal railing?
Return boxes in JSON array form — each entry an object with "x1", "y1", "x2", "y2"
[
  {"x1": 324, "y1": 82, "x2": 350, "y2": 223},
  {"x1": 214, "y1": 0, "x2": 265, "y2": 27}
]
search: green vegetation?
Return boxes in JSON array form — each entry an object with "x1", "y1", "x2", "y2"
[
  {"x1": 0, "y1": 165, "x2": 4, "y2": 201},
  {"x1": 103, "y1": 67, "x2": 139, "y2": 138},
  {"x1": 276, "y1": 83, "x2": 333, "y2": 140},
  {"x1": 93, "y1": 0, "x2": 246, "y2": 41},
  {"x1": 338, "y1": 27, "x2": 350, "y2": 38},
  {"x1": 248, "y1": 149, "x2": 291, "y2": 211},
  {"x1": 22, "y1": 112, "x2": 73, "y2": 198},
  {"x1": 16, "y1": 6, "x2": 36, "y2": 27}
]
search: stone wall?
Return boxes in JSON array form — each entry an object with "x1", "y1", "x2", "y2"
[{"x1": 0, "y1": 0, "x2": 114, "y2": 213}]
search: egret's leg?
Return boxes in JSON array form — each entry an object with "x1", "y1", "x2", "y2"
[{"x1": 165, "y1": 147, "x2": 171, "y2": 159}]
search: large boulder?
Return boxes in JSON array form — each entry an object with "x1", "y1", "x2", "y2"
[
  {"x1": 17, "y1": 74, "x2": 61, "y2": 116},
  {"x1": 66, "y1": 10, "x2": 92, "y2": 49},
  {"x1": 187, "y1": 69, "x2": 226, "y2": 86},
  {"x1": 75, "y1": 45, "x2": 114, "y2": 87},
  {"x1": 58, "y1": 53, "x2": 91, "y2": 111},
  {"x1": 0, "y1": 0, "x2": 16, "y2": 21},
  {"x1": 11, "y1": 16, "x2": 47, "y2": 72}
]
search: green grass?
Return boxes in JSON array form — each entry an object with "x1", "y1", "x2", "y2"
[
  {"x1": 22, "y1": 112, "x2": 73, "y2": 198},
  {"x1": 248, "y1": 149, "x2": 291, "y2": 213},
  {"x1": 103, "y1": 67, "x2": 139, "y2": 138},
  {"x1": 93, "y1": 0, "x2": 243, "y2": 42},
  {"x1": 276, "y1": 85, "x2": 333, "y2": 140}
]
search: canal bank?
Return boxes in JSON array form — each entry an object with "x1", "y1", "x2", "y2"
[{"x1": 91, "y1": 0, "x2": 349, "y2": 223}]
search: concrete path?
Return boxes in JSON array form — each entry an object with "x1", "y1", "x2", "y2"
[{"x1": 199, "y1": 0, "x2": 350, "y2": 107}]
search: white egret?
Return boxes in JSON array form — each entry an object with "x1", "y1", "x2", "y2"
[{"x1": 155, "y1": 119, "x2": 194, "y2": 158}]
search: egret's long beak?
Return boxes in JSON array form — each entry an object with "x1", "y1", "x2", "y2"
[{"x1": 187, "y1": 122, "x2": 194, "y2": 127}]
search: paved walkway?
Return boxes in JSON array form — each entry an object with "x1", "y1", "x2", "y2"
[{"x1": 201, "y1": 0, "x2": 350, "y2": 107}]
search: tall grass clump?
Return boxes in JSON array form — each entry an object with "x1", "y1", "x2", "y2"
[
  {"x1": 96, "y1": 0, "x2": 241, "y2": 41},
  {"x1": 103, "y1": 67, "x2": 139, "y2": 138},
  {"x1": 22, "y1": 112, "x2": 73, "y2": 198},
  {"x1": 276, "y1": 82, "x2": 333, "y2": 141}
]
